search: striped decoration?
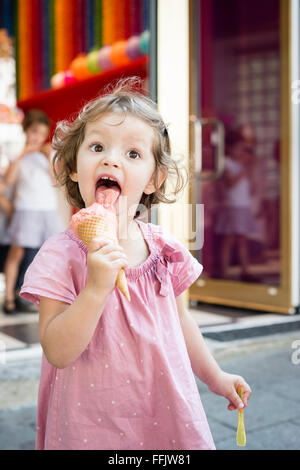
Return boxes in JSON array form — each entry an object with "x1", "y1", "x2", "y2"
[
  {"x1": 112, "y1": 0, "x2": 125, "y2": 42},
  {"x1": 18, "y1": 0, "x2": 33, "y2": 99},
  {"x1": 32, "y1": 0, "x2": 43, "y2": 92},
  {"x1": 86, "y1": 0, "x2": 94, "y2": 51},
  {"x1": 0, "y1": 0, "x2": 149, "y2": 100},
  {"x1": 94, "y1": 0, "x2": 102, "y2": 49},
  {"x1": 102, "y1": 0, "x2": 114, "y2": 46},
  {"x1": 49, "y1": 0, "x2": 55, "y2": 77},
  {"x1": 42, "y1": 0, "x2": 50, "y2": 89},
  {"x1": 54, "y1": 0, "x2": 74, "y2": 72}
]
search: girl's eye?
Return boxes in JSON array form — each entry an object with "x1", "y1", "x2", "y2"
[
  {"x1": 127, "y1": 149, "x2": 140, "y2": 160},
  {"x1": 90, "y1": 143, "x2": 103, "y2": 152}
]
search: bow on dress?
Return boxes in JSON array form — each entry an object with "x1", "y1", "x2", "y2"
[{"x1": 155, "y1": 243, "x2": 184, "y2": 296}]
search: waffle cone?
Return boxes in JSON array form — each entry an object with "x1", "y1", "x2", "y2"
[{"x1": 77, "y1": 215, "x2": 130, "y2": 301}]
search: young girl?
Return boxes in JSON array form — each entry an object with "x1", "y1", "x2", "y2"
[
  {"x1": 3, "y1": 110, "x2": 63, "y2": 313},
  {"x1": 214, "y1": 127, "x2": 259, "y2": 281},
  {"x1": 20, "y1": 80, "x2": 251, "y2": 450}
]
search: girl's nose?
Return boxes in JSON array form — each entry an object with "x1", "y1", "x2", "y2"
[{"x1": 101, "y1": 152, "x2": 120, "y2": 168}]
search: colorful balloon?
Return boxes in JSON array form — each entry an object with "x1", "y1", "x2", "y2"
[
  {"x1": 87, "y1": 50, "x2": 101, "y2": 74},
  {"x1": 98, "y1": 45, "x2": 114, "y2": 71},
  {"x1": 50, "y1": 71, "x2": 65, "y2": 89},
  {"x1": 64, "y1": 70, "x2": 76, "y2": 86},
  {"x1": 139, "y1": 30, "x2": 150, "y2": 55},
  {"x1": 110, "y1": 40, "x2": 131, "y2": 67},
  {"x1": 126, "y1": 36, "x2": 143, "y2": 60},
  {"x1": 70, "y1": 54, "x2": 92, "y2": 80}
]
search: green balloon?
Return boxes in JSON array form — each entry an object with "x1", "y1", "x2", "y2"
[
  {"x1": 87, "y1": 50, "x2": 101, "y2": 74},
  {"x1": 139, "y1": 30, "x2": 150, "y2": 55}
]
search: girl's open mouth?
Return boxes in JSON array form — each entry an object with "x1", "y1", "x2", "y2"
[{"x1": 95, "y1": 176, "x2": 122, "y2": 206}]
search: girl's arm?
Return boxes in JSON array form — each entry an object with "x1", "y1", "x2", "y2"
[
  {"x1": 176, "y1": 295, "x2": 251, "y2": 410},
  {"x1": 0, "y1": 181, "x2": 14, "y2": 217},
  {"x1": 39, "y1": 285, "x2": 109, "y2": 369},
  {"x1": 39, "y1": 238, "x2": 129, "y2": 369},
  {"x1": 0, "y1": 194, "x2": 14, "y2": 218},
  {"x1": 4, "y1": 157, "x2": 22, "y2": 186}
]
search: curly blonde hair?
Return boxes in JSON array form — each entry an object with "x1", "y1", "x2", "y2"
[{"x1": 52, "y1": 78, "x2": 187, "y2": 217}]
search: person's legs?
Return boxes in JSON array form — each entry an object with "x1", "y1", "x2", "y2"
[
  {"x1": 3, "y1": 245, "x2": 24, "y2": 311},
  {"x1": 220, "y1": 234, "x2": 235, "y2": 278},
  {"x1": 236, "y1": 234, "x2": 249, "y2": 275},
  {"x1": 0, "y1": 245, "x2": 10, "y2": 273},
  {"x1": 14, "y1": 247, "x2": 39, "y2": 312},
  {"x1": 15, "y1": 247, "x2": 39, "y2": 290}
]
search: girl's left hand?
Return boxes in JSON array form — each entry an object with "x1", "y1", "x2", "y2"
[{"x1": 208, "y1": 370, "x2": 252, "y2": 411}]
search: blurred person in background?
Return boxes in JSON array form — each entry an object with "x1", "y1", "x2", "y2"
[
  {"x1": 214, "y1": 125, "x2": 260, "y2": 281},
  {"x1": 2, "y1": 109, "x2": 63, "y2": 314}
]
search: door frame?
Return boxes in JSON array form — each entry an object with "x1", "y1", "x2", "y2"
[{"x1": 188, "y1": 0, "x2": 296, "y2": 314}]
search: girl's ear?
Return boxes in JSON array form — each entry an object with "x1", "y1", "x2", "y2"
[
  {"x1": 144, "y1": 167, "x2": 167, "y2": 195},
  {"x1": 70, "y1": 172, "x2": 78, "y2": 182}
]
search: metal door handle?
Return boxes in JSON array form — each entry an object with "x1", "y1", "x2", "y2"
[
  {"x1": 190, "y1": 116, "x2": 225, "y2": 180},
  {"x1": 189, "y1": 115, "x2": 202, "y2": 176}
]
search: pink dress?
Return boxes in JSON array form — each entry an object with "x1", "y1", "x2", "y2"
[{"x1": 20, "y1": 220, "x2": 215, "y2": 450}]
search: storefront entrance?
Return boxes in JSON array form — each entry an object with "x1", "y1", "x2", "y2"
[{"x1": 188, "y1": 0, "x2": 296, "y2": 313}]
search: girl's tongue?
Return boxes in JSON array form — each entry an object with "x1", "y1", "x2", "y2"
[{"x1": 95, "y1": 186, "x2": 121, "y2": 210}]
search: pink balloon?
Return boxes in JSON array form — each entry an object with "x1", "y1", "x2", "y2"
[
  {"x1": 126, "y1": 36, "x2": 143, "y2": 60},
  {"x1": 64, "y1": 70, "x2": 76, "y2": 86},
  {"x1": 98, "y1": 45, "x2": 114, "y2": 71}
]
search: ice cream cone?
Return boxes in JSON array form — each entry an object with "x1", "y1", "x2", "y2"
[{"x1": 71, "y1": 206, "x2": 130, "y2": 302}]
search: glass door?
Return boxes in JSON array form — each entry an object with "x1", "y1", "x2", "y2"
[{"x1": 189, "y1": 0, "x2": 294, "y2": 313}]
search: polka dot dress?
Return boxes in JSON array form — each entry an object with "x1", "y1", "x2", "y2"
[{"x1": 21, "y1": 220, "x2": 215, "y2": 450}]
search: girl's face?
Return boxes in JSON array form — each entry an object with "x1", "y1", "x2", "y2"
[
  {"x1": 71, "y1": 112, "x2": 166, "y2": 217},
  {"x1": 26, "y1": 123, "x2": 49, "y2": 148},
  {"x1": 231, "y1": 141, "x2": 253, "y2": 164}
]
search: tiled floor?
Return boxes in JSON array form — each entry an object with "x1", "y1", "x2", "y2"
[
  {"x1": 0, "y1": 312, "x2": 39, "y2": 351},
  {"x1": 189, "y1": 302, "x2": 290, "y2": 328},
  {"x1": 0, "y1": 303, "x2": 295, "y2": 354},
  {"x1": 0, "y1": 272, "x2": 296, "y2": 353}
]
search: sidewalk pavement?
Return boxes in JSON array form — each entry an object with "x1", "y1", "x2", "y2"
[
  {"x1": 0, "y1": 328, "x2": 299, "y2": 450},
  {"x1": 198, "y1": 338, "x2": 300, "y2": 450}
]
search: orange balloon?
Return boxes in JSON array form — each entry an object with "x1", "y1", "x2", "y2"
[
  {"x1": 110, "y1": 41, "x2": 131, "y2": 67},
  {"x1": 70, "y1": 54, "x2": 92, "y2": 80}
]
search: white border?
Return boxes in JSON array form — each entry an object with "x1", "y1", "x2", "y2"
[{"x1": 291, "y1": 0, "x2": 300, "y2": 307}]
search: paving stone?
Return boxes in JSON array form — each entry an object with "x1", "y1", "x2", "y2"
[
  {"x1": 0, "y1": 406, "x2": 36, "y2": 450},
  {"x1": 0, "y1": 338, "x2": 299, "y2": 450},
  {"x1": 216, "y1": 421, "x2": 300, "y2": 450}
]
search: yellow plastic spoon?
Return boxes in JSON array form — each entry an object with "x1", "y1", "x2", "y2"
[{"x1": 236, "y1": 385, "x2": 246, "y2": 447}]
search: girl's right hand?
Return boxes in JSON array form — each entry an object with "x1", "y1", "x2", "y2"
[{"x1": 85, "y1": 238, "x2": 129, "y2": 295}]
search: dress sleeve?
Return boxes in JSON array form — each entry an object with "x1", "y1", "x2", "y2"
[
  {"x1": 151, "y1": 224, "x2": 203, "y2": 298},
  {"x1": 20, "y1": 233, "x2": 87, "y2": 307},
  {"x1": 171, "y1": 241, "x2": 203, "y2": 297}
]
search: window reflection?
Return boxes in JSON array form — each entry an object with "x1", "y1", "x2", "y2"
[{"x1": 197, "y1": 0, "x2": 280, "y2": 285}]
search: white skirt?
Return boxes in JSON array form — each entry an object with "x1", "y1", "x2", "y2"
[
  {"x1": 214, "y1": 207, "x2": 259, "y2": 235},
  {"x1": 4, "y1": 209, "x2": 64, "y2": 248}
]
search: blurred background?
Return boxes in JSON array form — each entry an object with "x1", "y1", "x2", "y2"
[{"x1": 0, "y1": 0, "x2": 300, "y2": 451}]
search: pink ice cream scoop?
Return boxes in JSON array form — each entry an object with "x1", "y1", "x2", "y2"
[{"x1": 70, "y1": 188, "x2": 130, "y2": 301}]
